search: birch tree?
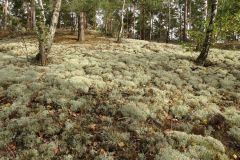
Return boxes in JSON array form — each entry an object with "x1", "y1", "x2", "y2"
[
  {"x1": 196, "y1": 0, "x2": 218, "y2": 65},
  {"x1": 78, "y1": 11, "x2": 85, "y2": 41},
  {"x1": 2, "y1": 0, "x2": 9, "y2": 30},
  {"x1": 35, "y1": 0, "x2": 62, "y2": 65},
  {"x1": 183, "y1": 0, "x2": 188, "y2": 41},
  {"x1": 117, "y1": 0, "x2": 126, "y2": 43}
]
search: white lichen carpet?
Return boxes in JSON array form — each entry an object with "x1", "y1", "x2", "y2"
[{"x1": 0, "y1": 36, "x2": 239, "y2": 159}]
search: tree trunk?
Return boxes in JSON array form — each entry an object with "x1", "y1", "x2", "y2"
[
  {"x1": 35, "y1": 0, "x2": 47, "y2": 65},
  {"x1": 46, "y1": 0, "x2": 62, "y2": 52},
  {"x1": 183, "y1": 0, "x2": 188, "y2": 41},
  {"x1": 126, "y1": 9, "x2": 129, "y2": 38},
  {"x1": 26, "y1": 2, "x2": 31, "y2": 29},
  {"x1": 166, "y1": 1, "x2": 171, "y2": 43},
  {"x1": 158, "y1": 14, "x2": 162, "y2": 42},
  {"x1": 31, "y1": 0, "x2": 36, "y2": 29},
  {"x1": 2, "y1": 0, "x2": 9, "y2": 30},
  {"x1": 70, "y1": 12, "x2": 74, "y2": 32},
  {"x1": 133, "y1": 3, "x2": 136, "y2": 39},
  {"x1": 117, "y1": 0, "x2": 126, "y2": 43},
  {"x1": 78, "y1": 12, "x2": 85, "y2": 42},
  {"x1": 188, "y1": 0, "x2": 192, "y2": 31},
  {"x1": 84, "y1": 12, "x2": 87, "y2": 29},
  {"x1": 35, "y1": 0, "x2": 62, "y2": 66},
  {"x1": 203, "y1": 0, "x2": 208, "y2": 31},
  {"x1": 179, "y1": 3, "x2": 182, "y2": 42},
  {"x1": 110, "y1": 19, "x2": 113, "y2": 35},
  {"x1": 196, "y1": 0, "x2": 218, "y2": 65},
  {"x1": 150, "y1": 12, "x2": 153, "y2": 41},
  {"x1": 140, "y1": 3, "x2": 146, "y2": 40},
  {"x1": 105, "y1": 19, "x2": 108, "y2": 34}
]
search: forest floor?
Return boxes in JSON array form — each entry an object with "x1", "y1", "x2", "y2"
[{"x1": 0, "y1": 31, "x2": 240, "y2": 160}]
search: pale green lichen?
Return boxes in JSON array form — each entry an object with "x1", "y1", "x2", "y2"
[
  {"x1": 170, "y1": 105, "x2": 190, "y2": 119},
  {"x1": 228, "y1": 127, "x2": 240, "y2": 143},
  {"x1": 120, "y1": 102, "x2": 151, "y2": 121},
  {"x1": 0, "y1": 36, "x2": 239, "y2": 159}
]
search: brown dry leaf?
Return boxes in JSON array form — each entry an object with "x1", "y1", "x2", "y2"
[
  {"x1": 148, "y1": 127, "x2": 155, "y2": 134},
  {"x1": 88, "y1": 124, "x2": 97, "y2": 130},
  {"x1": 99, "y1": 148, "x2": 106, "y2": 155},
  {"x1": 7, "y1": 143, "x2": 16, "y2": 151},
  {"x1": 5, "y1": 103, "x2": 11, "y2": 107},
  {"x1": 100, "y1": 115, "x2": 111, "y2": 122},
  {"x1": 118, "y1": 142, "x2": 125, "y2": 147},
  {"x1": 164, "y1": 129, "x2": 174, "y2": 134},
  {"x1": 53, "y1": 147, "x2": 60, "y2": 154},
  {"x1": 166, "y1": 115, "x2": 173, "y2": 120}
]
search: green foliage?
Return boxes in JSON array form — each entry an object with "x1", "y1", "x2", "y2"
[{"x1": 216, "y1": 0, "x2": 240, "y2": 41}]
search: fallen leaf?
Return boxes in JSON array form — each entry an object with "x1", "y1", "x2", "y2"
[
  {"x1": 118, "y1": 142, "x2": 125, "y2": 147},
  {"x1": 5, "y1": 103, "x2": 11, "y2": 107},
  {"x1": 164, "y1": 129, "x2": 174, "y2": 134},
  {"x1": 88, "y1": 124, "x2": 97, "y2": 130}
]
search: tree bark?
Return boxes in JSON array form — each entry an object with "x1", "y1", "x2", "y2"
[
  {"x1": 78, "y1": 12, "x2": 85, "y2": 42},
  {"x1": 183, "y1": 0, "x2": 188, "y2": 41},
  {"x1": 196, "y1": 0, "x2": 218, "y2": 65},
  {"x1": 46, "y1": 0, "x2": 62, "y2": 52},
  {"x1": 2, "y1": 0, "x2": 9, "y2": 30},
  {"x1": 179, "y1": 3, "x2": 182, "y2": 41},
  {"x1": 35, "y1": 0, "x2": 62, "y2": 66},
  {"x1": 35, "y1": 0, "x2": 47, "y2": 65},
  {"x1": 117, "y1": 0, "x2": 126, "y2": 43},
  {"x1": 150, "y1": 12, "x2": 153, "y2": 41},
  {"x1": 30, "y1": 0, "x2": 36, "y2": 29},
  {"x1": 158, "y1": 13, "x2": 162, "y2": 42},
  {"x1": 84, "y1": 12, "x2": 87, "y2": 29},
  {"x1": 133, "y1": 3, "x2": 136, "y2": 38},
  {"x1": 140, "y1": 2, "x2": 146, "y2": 40},
  {"x1": 166, "y1": 1, "x2": 171, "y2": 43},
  {"x1": 203, "y1": 0, "x2": 208, "y2": 31}
]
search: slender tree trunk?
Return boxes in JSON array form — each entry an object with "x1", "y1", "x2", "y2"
[
  {"x1": 117, "y1": 0, "x2": 126, "y2": 43},
  {"x1": 2, "y1": 0, "x2": 9, "y2": 30},
  {"x1": 166, "y1": 1, "x2": 171, "y2": 43},
  {"x1": 93, "y1": 11, "x2": 97, "y2": 30},
  {"x1": 78, "y1": 12, "x2": 85, "y2": 42},
  {"x1": 35, "y1": 0, "x2": 47, "y2": 65},
  {"x1": 105, "y1": 19, "x2": 108, "y2": 34},
  {"x1": 150, "y1": 12, "x2": 153, "y2": 41},
  {"x1": 57, "y1": 12, "x2": 61, "y2": 29},
  {"x1": 196, "y1": 0, "x2": 218, "y2": 65},
  {"x1": 133, "y1": 3, "x2": 136, "y2": 38},
  {"x1": 143, "y1": 6, "x2": 146, "y2": 40},
  {"x1": 35, "y1": 0, "x2": 62, "y2": 66},
  {"x1": 188, "y1": 0, "x2": 192, "y2": 31},
  {"x1": 158, "y1": 14, "x2": 162, "y2": 42},
  {"x1": 110, "y1": 19, "x2": 113, "y2": 35},
  {"x1": 70, "y1": 12, "x2": 74, "y2": 32},
  {"x1": 126, "y1": 8, "x2": 129, "y2": 38},
  {"x1": 179, "y1": 3, "x2": 182, "y2": 42},
  {"x1": 46, "y1": 0, "x2": 62, "y2": 52},
  {"x1": 183, "y1": 0, "x2": 188, "y2": 41},
  {"x1": 31, "y1": 0, "x2": 36, "y2": 29},
  {"x1": 26, "y1": 2, "x2": 31, "y2": 29},
  {"x1": 203, "y1": 0, "x2": 208, "y2": 31},
  {"x1": 84, "y1": 12, "x2": 87, "y2": 29},
  {"x1": 140, "y1": 2, "x2": 146, "y2": 40}
]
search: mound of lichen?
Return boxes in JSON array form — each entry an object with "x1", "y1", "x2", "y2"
[{"x1": 0, "y1": 36, "x2": 239, "y2": 159}]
